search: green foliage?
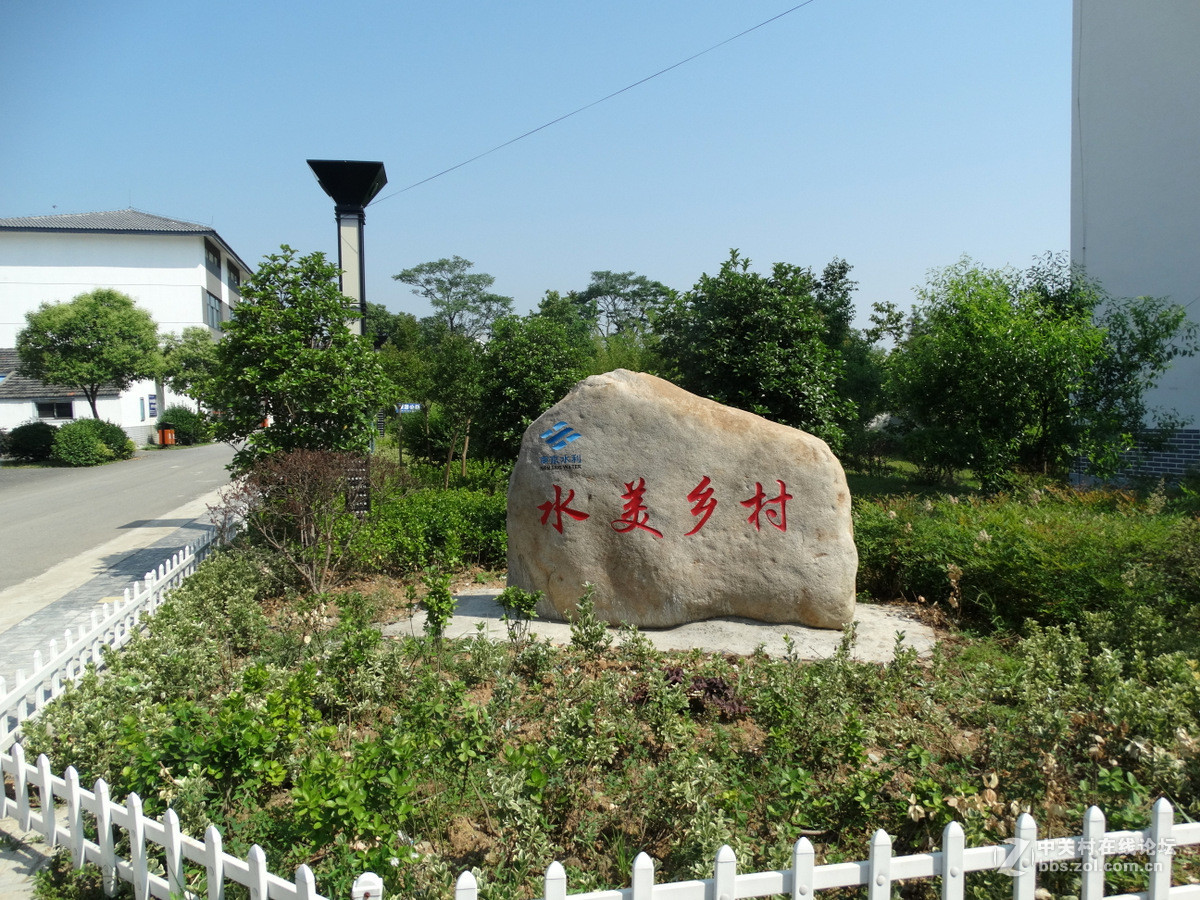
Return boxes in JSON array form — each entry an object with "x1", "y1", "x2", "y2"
[
  {"x1": 27, "y1": 454, "x2": 1200, "y2": 900},
  {"x1": 89, "y1": 418, "x2": 136, "y2": 458},
  {"x1": 421, "y1": 570, "x2": 456, "y2": 641},
  {"x1": 656, "y1": 250, "x2": 856, "y2": 450},
  {"x1": 854, "y1": 486, "x2": 1196, "y2": 630},
  {"x1": 393, "y1": 256, "x2": 514, "y2": 341},
  {"x1": 157, "y1": 404, "x2": 211, "y2": 445},
  {"x1": 886, "y1": 254, "x2": 1199, "y2": 485},
  {"x1": 473, "y1": 311, "x2": 593, "y2": 462},
  {"x1": 23, "y1": 550, "x2": 271, "y2": 788},
  {"x1": 425, "y1": 327, "x2": 484, "y2": 485},
  {"x1": 8, "y1": 421, "x2": 57, "y2": 460},
  {"x1": 160, "y1": 326, "x2": 218, "y2": 403},
  {"x1": 568, "y1": 585, "x2": 612, "y2": 656},
  {"x1": 51, "y1": 419, "x2": 113, "y2": 466},
  {"x1": 208, "y1": 245, "x2": 392, "y2": 472},
  {"x1": 571, "y1": 270, "x2": 674, "y2": 338},
  {"x1": 16, "y1": 288, "x2": 160, "y2": 418},
  {"x1": 496, "y1": 586, "x2": 541, "y2": 644},
  {"x1": 217, "y1": 449, "x2": 384, "y2": 595},
  {"x1": 34, "y1": 852, "x2": 115, "y2": 900},
  {"x1": 350, "y1": 485, "x2": 507, "y2": 572},
  {"x1": 49, "y1": 418, "x2": 133, "y2": 466},
  {"x1": 28, "y1": 517, "x2": 1200, "y2": 899}
]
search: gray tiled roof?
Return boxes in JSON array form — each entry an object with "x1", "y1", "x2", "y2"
[
  {"x1": 0, "y1": 348, "x2": 120, "y2": 401},
  {"x1": 0, "y1": 209, "x2": 253, "y2": 277},
  {"x1": 0, "y1": 209, "x2": 216, "y2": 234}
]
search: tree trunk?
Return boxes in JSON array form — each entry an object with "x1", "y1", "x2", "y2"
[
  {"x1": 85, "y1": 387, "x2": 100, "y2": 419},
  {"x1": 443, "y1": 427, "x2": 460, "y2": 489},
  {"x1": 460, "y1": 418, "x2": 472, "y2": 478}
]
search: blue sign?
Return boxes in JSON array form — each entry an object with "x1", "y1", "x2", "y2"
[
  {"x1": 396, "y1": 403, "x2": 422, "y2": 413},
  {"x1": 148, "y1": 393, "x2": 157, "y2": 416}
]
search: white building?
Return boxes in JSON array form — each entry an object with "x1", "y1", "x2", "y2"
[
  {"x1": 1072, "y1": 0, "x2": 1200, "y2": 476},
  {"x1": 0, "y1": 210, "x2": 251, "y2": 444}
]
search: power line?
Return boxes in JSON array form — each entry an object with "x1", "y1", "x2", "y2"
[{"x1": 370, "y1": 0, "x2": 821, "y2": 205}]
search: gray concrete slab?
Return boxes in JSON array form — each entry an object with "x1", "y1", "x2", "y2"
[
  {"x1": 387, "y1": 588, "x2": 938, "y2": 662},
  {"x1": 0, "y1": 817, "x2": 53, "y2": 900}
]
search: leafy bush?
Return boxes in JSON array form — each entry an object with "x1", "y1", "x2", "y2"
[
  {"x1": 216, "y1": 450, "x2": 392, "y2": 594},
  {"x1": 854, "y1": 486, "x2": 1193, "y2": 630},
  {"x1": 8, "y1": 420, "x2": 57, "y2": 461},
  {"x1": 88, "y1": 418, "x2": 135, "y2": 458},
  {"x1": 51, "y1": 420, "x2": 112, "y2": 466},
  {"x1": 351, "y1": 487, "x2": 507, "y2": 572},
  {"x1": 0, "y1": 427, "x2": 10, "y2": 457},
  {"x1": 157, "y1": 404, "x2": 211, "y2": 445}
]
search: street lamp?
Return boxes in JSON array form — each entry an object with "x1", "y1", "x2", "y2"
[{"x1": 306, "y1": 159, "x2": 388, "y2": 336}]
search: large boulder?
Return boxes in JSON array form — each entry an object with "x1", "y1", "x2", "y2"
[{"x1": 506, "y1": 370, "x2": 856, "y2": 629}]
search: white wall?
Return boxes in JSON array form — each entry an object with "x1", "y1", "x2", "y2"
[
  {"x1": 0, "y1": 380, "x2": 195, "y2": 445},
  {"x1": 0, "y1": 231, "x2": 211, "y2": 344},
  {"x1": 1072, "y1": 0, "x2": 1200, "y2": 425},
  {"x1": 0, "y1": 395, "x2": 122, "y2": 434}
]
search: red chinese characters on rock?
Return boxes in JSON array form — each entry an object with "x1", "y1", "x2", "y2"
[
  {"x1": 537, "y1": 484, "x2": 590, "y2": 534},
  {"x1": 536, "y1": 477, "x2": 793, "y2": 537},
  {"x1": 740, "y1": 480, "x2": 793, "y2": 532},
  {"x1": 684, "y1": 476, "x2": 718, "y2": 536},
  {"x1": 611, "y1": 477, "x2": 664, "y2": 538}
]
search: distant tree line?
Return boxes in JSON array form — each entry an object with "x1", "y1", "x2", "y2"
[{"x1": 16, "y1": 244, "x2": 1196, "y2": 487}]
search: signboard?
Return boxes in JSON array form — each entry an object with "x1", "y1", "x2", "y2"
[
  {"x1": 396, "y1": 403, "x2": 422, "y2": 413},
  {"x1": 148, "y1": 393, "x2": 157, "y2": 416}
]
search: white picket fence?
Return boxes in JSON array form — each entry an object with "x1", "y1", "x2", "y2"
[
  {"x1": 0, "y1": 743, "x2": 329, "y2": 900},
  {"x1": 0, "y1": 528, "x2": 221, "y2": 751},
  {"x1": 451, "y1": 800, "x2": 1199, "y2": 900}
]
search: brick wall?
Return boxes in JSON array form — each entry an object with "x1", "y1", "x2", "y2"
[{"x1": 1119, "y1": 429, "x2": 1200, "y2": 480}]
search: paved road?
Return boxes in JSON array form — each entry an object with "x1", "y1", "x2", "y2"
[{"x1": 0, "y1": 442, "x2": 235, "y2": 593}]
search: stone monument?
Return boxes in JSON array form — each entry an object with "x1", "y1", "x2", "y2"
[{"x1": 506, "y1": 370, "x2": 857, "y2": 629}]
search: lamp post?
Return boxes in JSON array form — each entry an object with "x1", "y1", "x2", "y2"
[{"x1": 306, "y1": 159, "x2": 388, "y2": 336}]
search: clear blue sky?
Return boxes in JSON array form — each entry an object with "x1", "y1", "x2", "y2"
[{"x1": 3, "y1": 0, "x2": 1071, "y2": 327}]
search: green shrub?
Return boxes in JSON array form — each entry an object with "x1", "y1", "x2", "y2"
[
  {"x1": 854, "y1": 487, "x2": 1193, "y2": 630},
  {"x1": 85, "y1": 418, "x2": 135, "y2": 459},
  {"x1": 0, "y1": 428, "x2": 10, "y2": 457},
  {"x1": 351, "y1": 487, "x2": 507, "y2": 572},
  {"x1": 51, "y1": 420, "x2": 113, "y2": 466},
  {"x1": 157, "y1": 404, "x2": 210, "y2": 445},
  {"x1": 9, "y1": 420, "x2": 57, "y2": 461}
]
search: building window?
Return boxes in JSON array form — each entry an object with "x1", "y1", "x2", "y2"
[
  {"x1": 204, "y1": 240, "x2": 221, "y2": 277},
  {"x1": 36, "y1": 401, "x2": 74, "y2": 420},
  {"x1": 227, "y1": 264, "x2": 241, "y2": 293},
  {"x1": 139, "y1": 397, "x2": 146, "y2": 422},
  {"x1": 206, "y1": 291, "x2": 224, "y2": 328}
]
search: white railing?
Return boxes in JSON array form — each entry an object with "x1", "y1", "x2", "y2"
[
  {"x1": 452, "y1": 800, "x2": 1199, "y2": 900},
  {"x1": 0, "y1": 743, "x2": 327, "y2": 900},
  {"x1": 0, "y1": 527, "x2": 222, "y2": 751}
]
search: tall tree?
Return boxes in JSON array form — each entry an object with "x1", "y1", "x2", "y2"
[
  {"x1": 572, "y1": 270, "x2": 674, "y2": 338},
  {"x1": 886, "y1": 254, "x2": 1199, "y2": 484},
  {"x1": 16, "y1": 288, "x2": 160, "y2": 418},
  {"x1": 160, "y1": 326, "x2": 219, "y2": 409},
  {"x1": 392, "y1": 256, "x2": 514, "y2": 341},
  {"x1": 655, "y1": 250, "x2": 855, "y2": 450},
  {"x1": 208, "y1": 246, "x2": 391, "y2": 471},
  {"x1": 425, "y1": 325, "x2": 484, "y2": 485},
  {"x1": 474, "y1": 309, "x2": 595, "y2": 462}
]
